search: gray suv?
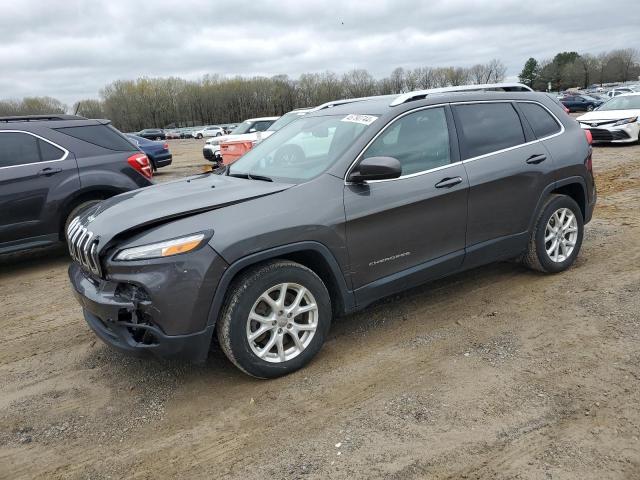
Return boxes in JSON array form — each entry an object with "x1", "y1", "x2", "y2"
[
  {"x1": 67, "y1": 89, "x2": 596, "y2": 378},
  {"x1": 0, "y1": 115, "x2": 153, "y2": 255}
]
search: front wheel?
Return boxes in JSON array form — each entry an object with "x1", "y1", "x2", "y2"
[
  {"x1": 521, "y1": 194, "x2": 584, "y2": 273},
  {"x1": 217, "y1": 260, "x2": 331, "y2": 378},
  {"x1": 587, "y1": 105, "x2": 594, "y2": 112}
]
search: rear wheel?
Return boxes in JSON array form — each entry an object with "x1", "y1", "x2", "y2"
[
  {"x1": 217, "y1": 260, "x2": 331, "y2": 378},
  {"x1": 521, "y1": 194, "x2": 584, "y2": 273}
]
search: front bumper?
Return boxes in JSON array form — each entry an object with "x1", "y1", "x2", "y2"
[
  {"x1": 203, "y1": 146, "x2": 221, "y2": 162},
  {"x1": 579, "y1": 122, "x2": 640, "y2": 143},
  {"x1": 68, "y1": 244, "x2": 228, "y2": 362}
]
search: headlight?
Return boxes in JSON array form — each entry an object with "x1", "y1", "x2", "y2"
[
  {"x1": 613, "y1": 117, "x2": 638, "y2": 126},
  {"x1": 114, "y1": 233, "x2": 205, "y2": 261}
]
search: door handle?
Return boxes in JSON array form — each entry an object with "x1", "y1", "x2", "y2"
[
  {"x1": 38, "y1": 167, "x2": 62, "y2": 176},
  {"x1": 435, "y1": 176, "x2": 463, "y2": 189},
  {"x1": 526, "y1": 154, "x2": 547, "y2": 165}
]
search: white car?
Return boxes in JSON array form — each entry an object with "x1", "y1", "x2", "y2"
[
  {"x1": 202, "y1": 116, "x2": 279, "y2": 162},
  {"x1": 605, "y1": 87, "x2": 635, "y2": 98},
  {"x1": 192, "y1": 125, "x2": 225, "y2": 139},
  {"x1": 576, "y1": 93, "x2": 640, "y2": 144}
]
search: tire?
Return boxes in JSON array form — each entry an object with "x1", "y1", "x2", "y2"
[
  {"x1": 587, "y1": 105, "x2": 594, "y2": 112},
  {"x1": 216, "y1": 132, "x2": 221, "y2": 137},
  {"x1": 217, "y1": 260, "x2": 331, "y2": 378},
  {"x1": 197, "y1": 134, "x2": 203, "y2": 139},
  {"x1": 521, "y1": 194, "x2": 584, "y2": 273},
  {"x1": 63, "y1": 199, "x2": 102, "y2": 238}
]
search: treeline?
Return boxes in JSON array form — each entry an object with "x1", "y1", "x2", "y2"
[
  {"x1": 519, "y1": 48, "x2": 639, "y2": 91},
  {"x1": 0, "y1": 96, "x2": 66, "y2": 116},
  {"x1": 88, "y1": 61, "x2": 507, "y2": 131},
  {"x1": 0, "y1": 61, "x2": 507, "y2": 131}
]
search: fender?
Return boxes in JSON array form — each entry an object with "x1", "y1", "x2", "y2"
[
  {"x1": 206, "y1": 241, "x2": 356, "y2": 327},
  {"x1": 527, "y1": 176, "x2": 587, "y2": 232}
]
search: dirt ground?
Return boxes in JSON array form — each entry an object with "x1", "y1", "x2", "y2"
[{"x1": 1, "y1": 136, "x2": 639, "y2": 480}]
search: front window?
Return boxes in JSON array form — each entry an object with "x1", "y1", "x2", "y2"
[
  {"x1": 597, "y1": 95, "x2": 640, "y2": 111},
  {"x1": 229, "y1": 114, "x2": 372, "y2": 183}
]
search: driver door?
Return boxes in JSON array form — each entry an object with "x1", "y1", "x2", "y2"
[{"x1": 343, "y1": 106, "x2": 468, "y2": 302}]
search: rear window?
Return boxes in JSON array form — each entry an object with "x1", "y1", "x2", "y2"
[
  {"x1": 518, "y1": 102, "x2": 561, "y2": 139},
  {"x1": 454, "y1": 103, "x2": 526, "y2": 159},
  {"x1": 0, "y1": 132, "x2": 65, "y2": 167},
  {"x1": 55, "y1": 124, "x2": 135, "y2": 151}
]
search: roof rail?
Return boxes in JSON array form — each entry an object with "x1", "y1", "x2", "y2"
[
  {"x1": 312, "y1": 94, "x2": 395, "y2": 112},
  {"x1": 389, "y1": 82, "x2": 534, "y2": 107},
  {"x1": 0, "y1": 114, "x2": 86, "y2": 123}
]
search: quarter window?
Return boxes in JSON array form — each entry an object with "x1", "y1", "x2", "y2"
[
  {"x1": 0, "y1": 132, "x2": 64, "y2": 168},
  {"x1": 363, "y1": 107, "x2": 451, "y2": 176},
  {"x1": 454, "y1": 103, "x2": 526, "y2": 159},
  {"x1": 518, "y1": 102, "x2": 561, "y2": 139}
]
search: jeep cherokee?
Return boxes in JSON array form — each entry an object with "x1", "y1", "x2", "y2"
[{"x1": 67, "y1": 87, "x2": 596, "y2": 378}]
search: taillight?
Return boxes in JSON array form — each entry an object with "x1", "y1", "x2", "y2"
[
  {"x1": 584, "y1": 129, "x2": 593, "y2": 145},
  {"x1": 563, "y1": 105, "x2": 570, "y2": 114},
  {"x1": 127, "y1": 153, "x2": 153, "y2": 179},
  {"x1": 163, "y1": 143, "x2": 169, "y2": 150}
]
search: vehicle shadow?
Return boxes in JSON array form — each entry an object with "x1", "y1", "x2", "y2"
[{"x1": 0, "y1": 245, "x2": 69, "y2": 278}]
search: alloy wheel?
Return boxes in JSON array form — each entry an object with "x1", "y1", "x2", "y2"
[
  {"x1": 544, "y1": 208, "x2": 578, "y2": 263},
  {"x1": 246, "y1": 283, "x2": 318, "y2": 363}
]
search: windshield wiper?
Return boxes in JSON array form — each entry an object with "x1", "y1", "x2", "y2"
[{"x1": 228, "y1": 172, "x2": 273, "y2": 182}]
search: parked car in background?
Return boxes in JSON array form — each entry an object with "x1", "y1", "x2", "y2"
[
  {"x1": 576, "y1": 93, "x2": 640, "y2": 144},
  {"x1": 126, "y1": 134, "x2": 173, "y2": 171},
  {"x1": 606, "y1": 88, "x2": 634, "y2": 98},
  {"x1": 203, "y1": 117, "x2": 279, "y2": 163},
  {"x1": 137, "y1": 128, "x2": 165, "y2": 140},
  {"x1": 220, "y1": 109, "x2": 312, "y2": 165},
  {"x1": 67, "y1": 86, "x2": 595, "y2": 378},
  {"x1": 165, "y1": 130, "x2": 181, "y2": 140},
  {"x1": 192, "y1": 125, "x2": 224, "y2": 139},
  {"x1": 222, "y1": 124, "x2": 237, "y2": 134},
  {"x1": 0, "y1": 115, "x2": 153, "y2": 255},
  {"x1": 560, "y1": 94, "x2": 604, "y2": 112}
]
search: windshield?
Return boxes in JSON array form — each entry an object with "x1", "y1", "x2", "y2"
[
  {"x1": 231, "y1": 122, "x2": 253, "y2": 135},
  {"x1": 228, "y1": 114, "x2": 373, "y2": 183},
  {"x1": 597, "y1": 95, "x2": 640, "y2": 111},
  {"x1": 267, "y1": 111, "x2": 308, "y2": 132}
]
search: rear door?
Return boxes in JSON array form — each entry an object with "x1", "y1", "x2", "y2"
[
  {"x1": 0, "y1": 130, "x2": 79, "y2": 246},
  {"x1": 344, "y1": 105, "x2": 468, "y2": 298},
  {"x1": 452, "y1": 101, "x2": 556, "y2": 266}
]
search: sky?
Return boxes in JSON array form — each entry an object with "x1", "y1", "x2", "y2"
[{"x1": 1, "y1": 0, "x2": 639, "y2": 106}]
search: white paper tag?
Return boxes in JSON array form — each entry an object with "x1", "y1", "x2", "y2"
[{"x1": 341, "y1": 114, "x2": 378, "y2": 125}]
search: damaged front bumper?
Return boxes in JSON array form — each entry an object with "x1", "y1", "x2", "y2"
[{"x1": 68, "y1": 244, "x2": 227, "y2": 362}]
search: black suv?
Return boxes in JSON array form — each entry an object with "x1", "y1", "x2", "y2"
[
  {"x1": 67, "y1": 88, "x2": 596, "y2": 378},
  {"x1": 0, "y1": 115, "x2": 153, "y2": 255}
]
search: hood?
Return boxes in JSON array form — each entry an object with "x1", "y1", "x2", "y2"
[
  {"x1": 82, "y1": 173, "x2": 292, "y2": 251},
  {"x1": 576, "y1": 109, "x2": 640, "y2": 122}
]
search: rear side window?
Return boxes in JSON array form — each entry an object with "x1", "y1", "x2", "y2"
[
  {"x1": 0, "y1": 132, "x2": 65, "y2": 167},
  {"x1": 55, "y1": 124, "x2": 135, "y2": 151},
  {"x1": 454, "y1": 103, "x2": 525, "y2": 159},
  {"x1": 253, "y1": 121, "x2": 274, "y2": 132},
  {"x1": 518, "y1": 102, "x2": 561, "y2": 139}
]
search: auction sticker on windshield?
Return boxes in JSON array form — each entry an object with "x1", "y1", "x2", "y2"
[{"x1": 341, "y1": 114, "x2": 378, "y2": 125}]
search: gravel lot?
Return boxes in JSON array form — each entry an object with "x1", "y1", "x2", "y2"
[{"x1": 1, "y1": 135, "x2": 639, "y2": 479}]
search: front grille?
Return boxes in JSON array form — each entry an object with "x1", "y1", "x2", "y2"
[
  {"x1": 588, "y1": 128, "x2": 630, "y2": 141},
  {"x1": 66, "y1": 216, "x2": 101, "y2": 276}
]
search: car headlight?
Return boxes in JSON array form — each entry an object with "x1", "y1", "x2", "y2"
[
  {"x1": 114, "y1": 233, "x2": 205, "y2": 261},
  {"x1": 613, "y1": 117, "x2": 638, "y2": 126}
]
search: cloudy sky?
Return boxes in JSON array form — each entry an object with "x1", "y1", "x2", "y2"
[{"x1": 2, "y1": 0, "x2": 638, "y2": 105}]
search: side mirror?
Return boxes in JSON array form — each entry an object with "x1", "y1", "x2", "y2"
[
  {"x1": 249, "y1": 128, "x2": 257, "y2": 133},
  {"x1": 348, "y1": 156, "x2": 402, "y2": 183}
]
